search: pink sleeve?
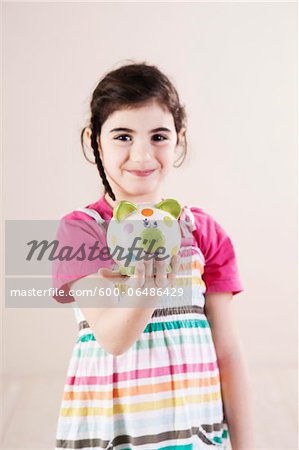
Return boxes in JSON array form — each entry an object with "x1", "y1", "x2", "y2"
[
  {"x1": 190, "y1": 207, "x2": 244, "y2": 295},
  {"x1": 52, "y1": 211, "x2": 113, "y2": 304}
]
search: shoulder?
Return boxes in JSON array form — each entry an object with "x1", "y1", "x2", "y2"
[
  {"x1": 60, "y1": 209, "x2": 95, "y2": 221},
  {"x1": 188, "y1": 205, "x2": 212, "y2": 224},
  {"x1": 188, "y1": 205, "x2": 226, "y2": 236},
  {"x1": 186, "y1": 205, "x2": 235, "y2": 258},
  {"x1": 56, "y1": 208, "x2": 105, "y2": 242},
  {"x1": 183, "y1": 205, "x2": 243, "y2": 295}
]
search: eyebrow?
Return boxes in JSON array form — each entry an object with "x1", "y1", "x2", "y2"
[{"x1": 109, "y1": 127, "x2": 172, "y2": 133}]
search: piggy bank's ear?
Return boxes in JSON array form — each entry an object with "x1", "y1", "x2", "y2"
[
  {"x1": 154, "y1": 199, "x2": 181, "y2": 219},
  {"x1": 113, "y1": 200, "x2": 138, "y2": 222}
]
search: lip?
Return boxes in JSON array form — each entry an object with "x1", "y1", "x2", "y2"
[{"x1": 126, "y1": 169, "x2": 156, "y2": 177}]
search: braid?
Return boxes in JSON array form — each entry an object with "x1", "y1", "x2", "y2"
[{"x1": 90, "y1": 117, "x2": 116, "y2": 202}]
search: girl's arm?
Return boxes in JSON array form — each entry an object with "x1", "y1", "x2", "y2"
[
  {"x1": 70, "y1": 269, "x2": 158, "y2": 356},
  {"x1": 70, "y1": 256, "x2": 180, "y2": 356},
  {"x1": 204, "y1": 292, "x2": 256, "y2": 450}
]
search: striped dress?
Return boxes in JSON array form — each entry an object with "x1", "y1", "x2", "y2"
[{"x1": 55, "y1": 205, "x2": 230, "y2": 450}]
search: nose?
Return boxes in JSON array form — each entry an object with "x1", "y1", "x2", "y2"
[{"x1": 129, "y1": 142, "x2": 153, "y2": 163}]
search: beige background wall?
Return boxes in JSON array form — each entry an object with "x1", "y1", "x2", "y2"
[{"x1": 2, "y1": 2, "x2": 297, "y2": 449}]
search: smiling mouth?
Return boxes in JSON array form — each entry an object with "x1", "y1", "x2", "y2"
[{"x1": 126, "y1": 169, "x2": 156, "y2": 177}]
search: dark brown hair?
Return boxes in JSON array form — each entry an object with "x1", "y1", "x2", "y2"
[{"x1": 80, "y1": 61, "x2": 187, "y2": 201}]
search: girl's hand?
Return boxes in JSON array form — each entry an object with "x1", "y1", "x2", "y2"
[
  {"x1": 98, "y1": 254, "x2": 181, "y2": 291},
  {"x1": 129, "y1": 254, "x2": 181, "y2": 289}
]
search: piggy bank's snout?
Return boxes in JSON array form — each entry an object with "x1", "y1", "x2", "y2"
[{"x1": 140, "y1": 228, "x2": 165, "y2": 253}]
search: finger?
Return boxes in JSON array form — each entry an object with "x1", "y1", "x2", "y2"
[
  {"x1": 128, "y1": 260, "x2": 145, "y2": 289},
  {"x1": 154, "y1": 259, "x2": 168, "y2": 288},
  {"x1": 144, "y1": 256, "x2": 154, "y2": 280},
  {"x1": 168, "y1": 254, "x2": 181, "y2": 287},
  {"x1": 98, "y1": 268, "x2": 128, "y2": 282},
  {"x1": 170, "y1": 254, "x2": 181, "y2": 275}
]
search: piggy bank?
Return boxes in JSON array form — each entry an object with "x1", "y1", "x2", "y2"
[{"x1": 106, "y1": 198, "x2": 182, "y2": 276}]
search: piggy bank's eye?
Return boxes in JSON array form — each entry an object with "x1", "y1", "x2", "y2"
[
  {"x1": 143, "y1": 218, "x2": 150, "y2": 227},
  {"x1": 153, "y1": 221, "x2": 158, "y2": 228}
]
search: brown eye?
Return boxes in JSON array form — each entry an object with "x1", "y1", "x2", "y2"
[
  {"x1": 114, "y1": 135, "x2": 131, "y2": 141},
  {"x1": 152, "y1": 134, "x2": 167, "y2": 142}
]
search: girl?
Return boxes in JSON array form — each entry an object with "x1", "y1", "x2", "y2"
[{"x1": 52, "y1": 62, "x2": 255, "y2": 449}]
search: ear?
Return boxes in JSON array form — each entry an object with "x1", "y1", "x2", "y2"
[
  {"x1": 84, "y1": 127, "x2": 92, "y2": 146},
  {"x1": 154, "y1": 199, "x2": 181, "y2": 219},
  {"x1": 176, "y1": 127, "x2": 186, "y2": 146},
  {"x1": 113, "y1": 200, "x2": 138, "y2": 222},
  {"x1": 85, "y1": 127, "x2": 103, "y2": 158}
]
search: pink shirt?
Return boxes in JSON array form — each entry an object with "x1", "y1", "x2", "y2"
[{"x1": 52, "y1": 195, "x2": 243, "y2": 303}]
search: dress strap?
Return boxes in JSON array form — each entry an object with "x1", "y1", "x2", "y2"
[
  {"x1": 75, "y1": 206, "x2": 105, "y2": 225},
  {"x1": 179, "y1": 205, "x2": 206, "y2": 265},
  {"x1": 179, "y1": 205, "x2": 197, "y2": 237}
]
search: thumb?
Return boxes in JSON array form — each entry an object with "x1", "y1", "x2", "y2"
[{"x1": 98, "y1": 267, "x2": 128, "y2": 281}]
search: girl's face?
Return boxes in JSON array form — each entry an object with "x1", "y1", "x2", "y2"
[{"x1": 88, "y1": 99, "x2": 185, "y2": 203}]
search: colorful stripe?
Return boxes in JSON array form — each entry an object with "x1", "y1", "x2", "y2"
[{"x1": 55, "y1": 238, "x2": 229, "y2": 449}]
